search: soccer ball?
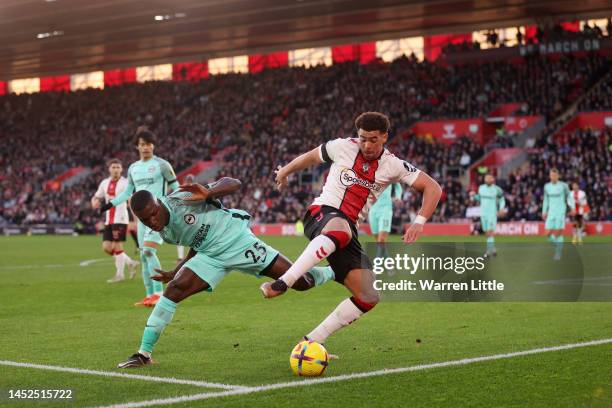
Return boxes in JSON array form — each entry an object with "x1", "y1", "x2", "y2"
[{"x1": 289, "y1": 340, "x2": 329, "y2": 376}]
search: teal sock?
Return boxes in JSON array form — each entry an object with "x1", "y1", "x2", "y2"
[
  {"x1": 140, "y1": 252, "x2": 153, "y2": 296},
  {"x1": 139, "y1": 296, "x2": 177, "y2": 355},
  {"x1": 308, "y1": 266, "x2": 335, "y2": 286},
  {"x1": 555, "y1": 235, "x2": 564, "y2": 256},
  {"x1": 144, "y1": 247, "x2": 164, "y2": 294},
  {"x1": 486, "y1": 236, "x2": 495, "y2": 253},
  {"x1": 548, "y1": 234, "x2": 557, "y2": 244}
]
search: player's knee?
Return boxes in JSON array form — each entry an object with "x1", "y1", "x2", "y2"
[
  {"x1": 143, "y1": 248, "x2": 154, "y2": 257},
  {"x1": 323, "y1": 228, "x2": 352, "y2": 249},
  {"x1": 351, "y1": 294, "x2": 378, "y2": 312}
]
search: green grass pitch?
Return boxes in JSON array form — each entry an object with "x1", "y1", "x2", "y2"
[{"x1": 1, "y1": 234, "x2": 611, "y2": 407}]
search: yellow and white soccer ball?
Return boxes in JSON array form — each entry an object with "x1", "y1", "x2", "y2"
[{"x1": 289, "y1": 340, "x2": 329, "y2": 376}]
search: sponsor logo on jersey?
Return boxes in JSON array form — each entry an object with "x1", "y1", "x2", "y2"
[
  {"x1": 339, "y1": 168, "x2": 381, "y2": 191},
  {"x1": 191, "y1": 224, "x2": 210, "y2": 248},
  {"x1": 184, "y1": 214, "x2": 196, "y2": 224}
]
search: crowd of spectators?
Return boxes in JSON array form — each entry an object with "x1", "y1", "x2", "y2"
[
  {"x1": 0, "y1": 49, "x2": 609, "y2": 228},
  {"x1": 501, "y1": 127, "x2": 611, "y2": 221},
  {"x1": 444, "y1": 19, "x2": 612, "y2": 54}
]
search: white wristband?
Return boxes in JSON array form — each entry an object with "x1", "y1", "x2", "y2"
[{"x1": 414, "y1": 215, "x2": 427, "y2": 225}]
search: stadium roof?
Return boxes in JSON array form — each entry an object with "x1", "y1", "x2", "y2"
[{"x1": 1, "y1": 0, "x2": 610, "y2": 80}]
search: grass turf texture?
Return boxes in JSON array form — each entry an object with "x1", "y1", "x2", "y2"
[{"x1": 1, "y1": 234, "x2": 611, "y2": 407}]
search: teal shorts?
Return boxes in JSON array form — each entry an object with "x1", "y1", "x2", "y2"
[
  {"x1": 480, "y1": 215, "x2": 497, "y2": 232},
  {"x1": 137, "y1": 220, "x2": 164, "y2": 246},
  {"x1": 545, "y1": 214, "x2": 566, "y2": 231},
  {"x1": 369, "y1": 208, "x2": 392, "y2": 234},
  {"x1": 183, "y1": 229, "x2": 279, "y2": 291}
]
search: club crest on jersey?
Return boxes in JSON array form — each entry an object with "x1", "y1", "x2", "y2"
[
  {"x1": 184, "y1": 214, "x2": 195, "y2": 225},
  {"x1": 362, "y1": 163, "x2": 369, "y2": 173},
  {"x1": 148, "y1": 165, "x2": 156, "y2": 173},
  {"x1": 340, "y1": 168, "x2": 380, "y2": 191}
]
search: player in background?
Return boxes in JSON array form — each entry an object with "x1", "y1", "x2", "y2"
[
  {"x1": 368, "y1": 182, "x2": 402, "y2": 259},
  {"x1": 176, "y1": 174, "x2": 195, "y2": 263},
  {"x1": 542, "y1": 168, "x2": 574, "y2": 260},
  {"x1": 261, "y1": 112, "x2": 441, "y2": 346},
  {"x1": 470, "y1": 173, "x2": 505, "y2": 257},
  {"x1": 571, "y1": 182, "x2": 588, "y2": 245},
  {"x1": 101, "y1": 128, "x2": 179, "y2": 306},
  {"x1": 91, "y1": 159, "x2": 139, "y2": 283},
  {"x1": 116, "y1": 180, "x2": 334, "y2": 368}
]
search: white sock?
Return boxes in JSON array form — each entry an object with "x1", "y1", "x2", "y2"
[
  {"x1": 120, "y1": 252, "x2": 136, "y2": 265},
  {"x1": 114, "y1": 253, "x2": 126, "y2": 278},
  {"x1": 177, "y1": 246, "x2": 185, "y2": 259},
  {"x1": 280, "y1": 235, "x2": 336, "y2": 287},
  {"x1": 307, "y1": 298, "x2": 364, "y2": 343}
]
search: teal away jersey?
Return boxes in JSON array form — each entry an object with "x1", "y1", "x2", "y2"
[
  {"x1": 543, "y1": 181, "x2": 573, "y2": 215},
  {"x1": 371, "y1": 183, "x2": 402, "y2": 212},
  {"x1": 111, "y1": 156, "x2": 178, "y2": 206},
  {"x1": 475, "y1": 184, "x2": 505, "y2": 216},
  {"x1": 158, "y1": 190, "x2": 252, "y2": 255}
]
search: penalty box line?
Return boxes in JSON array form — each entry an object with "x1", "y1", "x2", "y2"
[
  {"x1": 0, "y1": 360, "x2": 250, "y2": 391},
  {"x1": 94, "y1": 337, "x2": 612, "y2": 408}
]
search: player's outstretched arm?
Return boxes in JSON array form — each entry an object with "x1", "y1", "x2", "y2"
[
  {"x1": 179, "y1": 178, "x2": 242, "y2": 202},
  {"x1": 403, "y1": 172, "x2": 442, "y2": 244},
  {"x1": 275, "y1": 147, "x2": 323, "y2": 190}
]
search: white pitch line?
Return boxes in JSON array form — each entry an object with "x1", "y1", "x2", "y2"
[
  {"x1": 0, "y1": 360, "x2": 249, "y2": 391},
  {"x1": 95, "y1": 337, "x2": 612, "y2": 408}
]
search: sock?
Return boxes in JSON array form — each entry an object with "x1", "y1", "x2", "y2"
[
  {"x1": 554, "y1": 235, "x2": 564, "y2": 257},
  {"x1": 375, "y1": 242, "x2": 389, "y2": 259},
  {"x1": 144, "y1": 247, "x2": 164, "y2": 294},
  {"x1": 307, "y1": 297, "x2": 375, "y2": 344},
  {"x1": 120, "y1": 251, "x2": 136, "y2": 265},
  {"x1": 130, "y1": 230, "x2": 139, "y2": 249},
  {"x1": 280, "y1": 234, "x2": 346, "y2": 287},
  {"x1": 139, "y1": 296, "x2": 177, "y2": 355},
  {"x1": 114, "y1": 250, "x2": 126, "y2": 278},
  {"x1": 548, "y1": 234, "x2": 557, "y2": 244},
  {"x1": 177, "y1": 246, "x2": 185, "y2": 259},
  {"x1": 486, "y1": 236, "x2": 495, "y2": 253},
  {"x1": 140, "y1": 251, "x2": 153, "y2": 296},
  {"x1": 307, "y1": 266, "x2": 335, "y2": 287}
]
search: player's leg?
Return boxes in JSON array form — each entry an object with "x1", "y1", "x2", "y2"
[
  {"x1": 306, "y1": 268, "x2": 379, "y2": 344},
  {"x1": 260, "y1": 253, "x2": 334, "y2": 291},
  {"x1": 552, "y1": 227, "x2": 564, "y2": 260},
  {"x1": 262, "y1": 208, "x2": 352, "y2": 297},
  {"x1": 117, "y1": 266, "x2": 210, "y2": 368},
  {"x1": 134, "y1": 221, "x2": 154, "y2": 304},
  {"x1": 375, "y1": 212, "x2": 391, "y2": 259},
  {"x1": 142, "y1": 242, "x2": 163, "y2": 305}
]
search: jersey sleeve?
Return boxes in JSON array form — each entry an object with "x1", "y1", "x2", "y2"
[
  {"x1": 94, "y1": 181, "x2": 105, "y2": 200},
  {"x1": 565, "y1": 184, "x2": 575, "y2": 209},
  {"x1": 392, "y1": 157, "x2": 421, "y2": 186},
  {"x1": 159, "y1": 159, "x2": 179, "y2": 191},
  {"x1": 110, "y1": 166, "x2": 135, "y2": 206},
  {"x1": 497, "y1": 186, "x2": 506, "y2": 210},
  {"x1": 319, "y1": 138, "x2": 345, "y2": 163}
]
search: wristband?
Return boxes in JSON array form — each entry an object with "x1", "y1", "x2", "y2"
[{"x1": 414, "y1": 215, "x2": 427, "y2": 225}]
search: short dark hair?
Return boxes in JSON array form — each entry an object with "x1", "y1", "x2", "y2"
[
  {"x1": 130, "y1": 190, "x2": 155, "y2": 213},
  {"x1": 106, "y1": 158, "x2": 122, "y2": 168},
  {"x1": 550, "y1": 168, "x2": 559, "y2": 174},
  {"x1": 134, "y1": 126, "x2": 156, "y2": 145},
  {"x1": 355, "y1": 112, "x2": 390, "y2": 134}
]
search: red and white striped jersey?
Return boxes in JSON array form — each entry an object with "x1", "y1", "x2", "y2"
[
  {"x1": 572, "y1": 189, "x2": 588, "y2": 214},
  {"x1": 94, "y1": 177, "x2": 129, "y2": 225},
  {"x1": 312, "y1": 138, "x2": 420, "y2": 223}
]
